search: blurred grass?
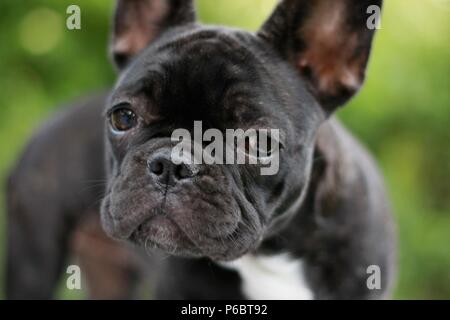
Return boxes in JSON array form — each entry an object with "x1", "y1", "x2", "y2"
[{"x1": 0, "y1": 0, "x2": 449, "y2": 299}]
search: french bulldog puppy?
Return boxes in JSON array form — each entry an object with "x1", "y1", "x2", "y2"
[{"x1": 7, "y1": 0, "x2": 395, "y2": 299}]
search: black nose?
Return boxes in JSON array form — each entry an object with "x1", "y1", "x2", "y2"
[{"x1": 147, "y1": 153, "x2": 198, "y2": 186}]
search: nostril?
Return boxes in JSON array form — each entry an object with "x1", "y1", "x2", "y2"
[
  {"x1": 176, "y1": 164, "x2": 193, "y2": 180},
  {"x1": 149, "y1": 159, "x2": 164, "y2": 176}
]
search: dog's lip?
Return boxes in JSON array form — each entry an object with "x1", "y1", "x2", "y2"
[{"x1": 130, "y1": 214, "x2": 203, "y2": 255}]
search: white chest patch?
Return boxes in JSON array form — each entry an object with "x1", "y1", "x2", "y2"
[{"x1": 220, "y1": 254, "x2": 313, "y2": 300}]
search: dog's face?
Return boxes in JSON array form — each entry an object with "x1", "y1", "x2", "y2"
[
  {"x1": 101, "y1": 0, "x2": 381, "y2": 261},
  {"x1": 102, "y1": 27, "x2": 323, "y2": 260}
]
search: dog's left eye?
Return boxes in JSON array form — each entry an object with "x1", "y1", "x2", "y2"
[{"x1": 110, "y1": 107, "x2": 137, "y2": 132}]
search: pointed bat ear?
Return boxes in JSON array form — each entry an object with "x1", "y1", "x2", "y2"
[
  {"x1": 111, "y1": 0, "x2": 196, "y2": 69},
  {"x1": 258, "y1": 0, "x2": 382, "y2": 114}
]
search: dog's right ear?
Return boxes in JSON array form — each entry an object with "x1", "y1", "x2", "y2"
[{"x1": 111, "y1": 0, "x2": 196, "y2": 69}]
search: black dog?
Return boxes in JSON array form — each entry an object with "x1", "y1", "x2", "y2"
[{"x1": 7, "y1": 0, "x2": 395, "y2": 299}]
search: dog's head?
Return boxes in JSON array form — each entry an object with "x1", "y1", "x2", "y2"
[{"x1": 101, "y1": 0, "x2": 382, "y2": 261}]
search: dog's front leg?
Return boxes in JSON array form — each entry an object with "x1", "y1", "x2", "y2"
[{"x1": 6, "y1": 173, "x2": 72, "y2": 299}]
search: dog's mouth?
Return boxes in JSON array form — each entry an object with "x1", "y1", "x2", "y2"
[
  {"x1": 123, "y1": 206, "x2": 262, "y2": 261},
  {"x1": 129, "y1": 214, "x2": 204, "y2": 258},
  {"x1": 100, "y1": 159, "x2": 266, "y2": 261}
]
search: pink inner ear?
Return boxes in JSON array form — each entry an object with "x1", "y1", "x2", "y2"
[
  {"x1": 295, "y1": 1, "x2": 366, "y2": 99},
  {"x1": 113, "y1": 0, "x2": 170, "y2": 58}
]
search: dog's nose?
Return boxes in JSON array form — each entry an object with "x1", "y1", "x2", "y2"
[{"x1": 147, "y1": 153, "x2": 198, "y2": 186}]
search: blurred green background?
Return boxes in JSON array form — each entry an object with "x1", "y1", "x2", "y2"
[{"x1": 0, "y1": 0, "x2": 449, "y2": 299}]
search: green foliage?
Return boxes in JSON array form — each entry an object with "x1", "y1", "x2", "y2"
[{"x1": 0, "y1": 0, "x2": 449, "y2": 299}]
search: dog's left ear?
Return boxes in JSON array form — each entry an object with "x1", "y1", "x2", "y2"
[
  {"x1": 258, "y1": 0, "x2": 382, "y2": 113},
  {"x1": 111, "y1": 0, "x2": 196, "y2": 69}
]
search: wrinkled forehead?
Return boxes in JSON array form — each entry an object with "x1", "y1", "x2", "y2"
[
  {"x1": 116, "y1": 27, "x2": 263, "y2": 92},
  {"x1": 111, "y1": 28, "x2": 280, "y2": 127}
]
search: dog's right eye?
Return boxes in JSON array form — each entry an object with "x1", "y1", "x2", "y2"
[{"x1": 110, "y1": 107, "x2": 137, "y2": 132}]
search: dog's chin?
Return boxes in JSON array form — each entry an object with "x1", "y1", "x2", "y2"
[
  {"x1": 129, "y1": 215, "x2": 204, "y2": 258},
  {"x1": 127, "y1": 214, "x2": 257, "y2": 262}
]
